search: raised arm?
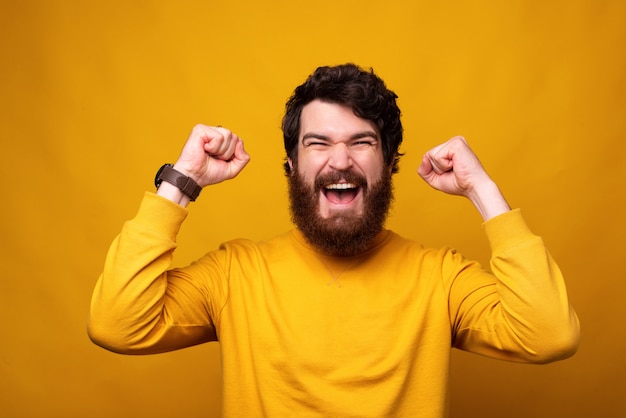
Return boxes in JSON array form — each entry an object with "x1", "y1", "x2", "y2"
[
  {"x1": 88, "y1": 125, "x2": 249, "y2": 354},
  {"x1": 419, "y1": 136, "x2": 579, "y2": 362}
]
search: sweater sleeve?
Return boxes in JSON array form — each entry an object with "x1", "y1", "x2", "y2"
[
  {"x1": 447, "y1": 209, "x2": 580, "y2": 363},
  {"x1": 87, "y1": 192, "x2": 222, "y2": 354}
]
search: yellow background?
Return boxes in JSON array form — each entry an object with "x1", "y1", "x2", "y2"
[{"x1": 1, "y1": 1, "x2": 624, "y2": 417}]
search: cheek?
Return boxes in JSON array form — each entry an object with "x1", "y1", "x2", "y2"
[
  {"x1": 296, "y1": 155, "x2": 327, "y2": 178},
  {"x1": 359, "y1": 157, "x2": 386, "y2": 182},
  {"x1": 292, "y1": 163, "x2": 317, "y2": 190}
]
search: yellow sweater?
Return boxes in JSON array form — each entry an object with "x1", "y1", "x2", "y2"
[{"x1": 89, "y1": 192, "x2": 579, "y2": 417}]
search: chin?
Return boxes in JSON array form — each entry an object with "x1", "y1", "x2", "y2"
[{"x1": 288, "y1": 166, "x2": 394, "y2": 257}]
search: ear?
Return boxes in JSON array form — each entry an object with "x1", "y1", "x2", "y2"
[{"x1": 287, "y1": 158, "x2": 294, "y2": 171}]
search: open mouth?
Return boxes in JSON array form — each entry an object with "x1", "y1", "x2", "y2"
[{"x1": 323, "y1": 183, "x2": 360, "y2": 204}]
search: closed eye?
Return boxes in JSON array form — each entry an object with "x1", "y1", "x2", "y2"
[
  {"x1": 302, "y1": 134, "x2": 331, "y2": 148},
  {"x1": 301, "y1": 131, "x2": 379, "y2": 148},
  {"x1": 304, "y1": 140, "x2": 330, "y2": 148},
  {"x1": 350, "y1": 131, "x2": 379, "y2": 148}
]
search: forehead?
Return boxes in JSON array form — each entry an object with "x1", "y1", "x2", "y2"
[{"x1": 299, "y1": 100, "x2": 378, "y2": 139}]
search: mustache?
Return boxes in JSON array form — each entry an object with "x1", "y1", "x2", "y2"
[{"x1": 313, "y1": 171, "x2": 367, "y2": 192}]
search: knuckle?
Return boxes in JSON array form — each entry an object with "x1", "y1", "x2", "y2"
[{"x1": 192, "y1": 123, "x2": 206, "y2": 133}]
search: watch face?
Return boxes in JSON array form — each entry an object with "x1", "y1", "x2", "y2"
[{"x1": 155, "y1": 163, "x2": 172, "y2": 187}]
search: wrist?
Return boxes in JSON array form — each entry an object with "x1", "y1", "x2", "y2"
[
  {"x1": 154, "y1": 164, "x2": 202, "y2": 204},
  {"x1": 156, "y1": 181, "x2": 192, "y2": 207},
  {"x1": 172, "y1": 163, "x2": 202, "y2": 184},
  {"x1": 467, "y1": 179, "x2": 511, "y2": 221}
]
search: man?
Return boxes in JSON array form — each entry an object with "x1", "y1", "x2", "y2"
[{"x1": 88, "y1": 63, "x2": 579, "y2": 417}]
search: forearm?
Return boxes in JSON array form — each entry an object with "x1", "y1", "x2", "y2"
[
  {"x1": 489, "y1": 226, "x2": 579, "y2": 362},
  {"x1": 454, "y1": 210, "x2": 580, "y2": 362},
  {"x1": 87, "y1": 193, "x2": 190, "y2": 353}
]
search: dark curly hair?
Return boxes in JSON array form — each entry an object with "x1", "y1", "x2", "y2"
[{"x1": 281, "y1": 63, "x2": 403, "y2": 175}]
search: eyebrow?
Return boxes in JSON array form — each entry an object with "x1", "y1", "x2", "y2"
[{"x1": 302, "y1": 130, "x2": 379, "y2": 142}]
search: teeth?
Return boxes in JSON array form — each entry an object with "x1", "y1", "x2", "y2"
[{"x1": 326, "y1": 183, "x2": 357, "y2": 190}]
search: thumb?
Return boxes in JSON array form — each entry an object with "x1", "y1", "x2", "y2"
[
  {"x1": 228, "y1": 140, "x2": 251, "y2": 176},
  {"x1": 428, "y1": 152, "x2": 454, "y2": 175},
  {"x1": 417, "y1": 154, "x2": 433, "y2": 179}
]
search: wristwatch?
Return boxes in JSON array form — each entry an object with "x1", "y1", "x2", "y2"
[{"x1": 155, "y1": 164, "x2": 202, "y2": 201}]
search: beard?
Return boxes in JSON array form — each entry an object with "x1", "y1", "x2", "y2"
[{"x1": 287, "y1": 166, "x2": 394, "y2": 257}]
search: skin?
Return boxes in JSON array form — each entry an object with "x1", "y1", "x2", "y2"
[
  {"x1": 287, "y1": 100, "x2": 387, "y2": 219},
  {"x1": 158, "y1": 103, "x2": 510, "y2": 222}
]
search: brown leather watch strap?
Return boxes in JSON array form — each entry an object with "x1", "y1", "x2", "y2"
[{"x1": 156, "y1": 164, "x2": 202, "y2": 201}]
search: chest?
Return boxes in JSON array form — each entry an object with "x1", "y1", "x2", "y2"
[{"x1": 223, "y1": 254, "x2": 451, "y2": 372}]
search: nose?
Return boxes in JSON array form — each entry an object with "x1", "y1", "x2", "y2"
[{"x1": 328, "y1": 143, "x2": 353, "y2": 171}]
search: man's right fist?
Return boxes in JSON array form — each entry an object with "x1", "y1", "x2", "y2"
[{"x1": 173, "y1": 124, "x2": 250, "y2": 187}]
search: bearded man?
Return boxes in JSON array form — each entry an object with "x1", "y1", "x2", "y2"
[{"x1": 88, "y1": 63, "x2": 579, "y2": 418}]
